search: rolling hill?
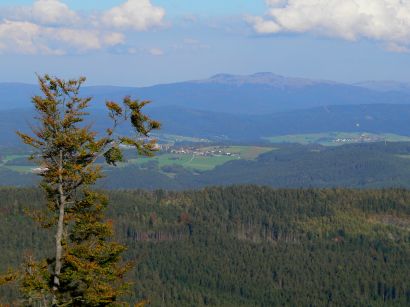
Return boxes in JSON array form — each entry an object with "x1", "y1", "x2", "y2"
[{"x1": 2, "y1": 103, "x2": 410, "y2": 145}]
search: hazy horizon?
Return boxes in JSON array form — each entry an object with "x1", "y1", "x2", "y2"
[{"x1": 1, "y1": 71, "x2": 410, "y2": 88}]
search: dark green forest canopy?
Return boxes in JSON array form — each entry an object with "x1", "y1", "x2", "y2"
[{"x1": 1, "y1": 186, "x2": 409, "y2": 306}]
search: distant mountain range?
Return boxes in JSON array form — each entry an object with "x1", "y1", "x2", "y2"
[
  {"x1": 2, "y1": 73, "x2": 410, "y2": 145},
  {"x1": 2, "y1": 73, "x2": 410, "y2": 114},
  {"x1": 354, "y1": 80, "x2": 410, "y2": 93}
]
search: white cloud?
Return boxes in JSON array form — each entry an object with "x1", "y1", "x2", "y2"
[
  {"x1": 32, "y1": 0, "x2": 79, "y2": 26},
  {"x1": 247, "y1": 16, "x2": 281, "y2": 34},
  {"x1": 0, "y1": 20, "x2": 124, "y2": 55},
  {"x1": 102, "y1": 32, "x2": 125, "y2": 46},
  {"x1": 124, "y1": 46, "x2": 164, "y2": 56},
  {"x1": 247, "y1": 0, "x2": 410, "y2": 52},
  {"x1": 0, "y1": 20, "x2": 45, "y2": 55},
  {"x1": 101, "y1": 0, "x2": 165, "y2": 31},
  {"x1": 0, "y1": 0, "x2": 166, "y2": 54},
  {"x1": 45, "y1": 28, "x2": 125, "y2": 51}
]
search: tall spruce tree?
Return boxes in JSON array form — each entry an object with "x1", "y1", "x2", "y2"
[{"x1": 14, "y1": 75, "x2": 160, "y2": 305}]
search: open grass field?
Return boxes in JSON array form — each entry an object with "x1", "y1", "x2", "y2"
[
  {"x1": 126, "y1": 154, "x2": 237, "y2": 171},
  {"x1": 155, "y1": 133, "x2": 210, "y2": 144},
  {"x1": 0, "y1": 154, "x2": 33, "y2": 173},
  {"x1": 3, "y1": 165, "x2": 34, "y2": 173},
  {"x1": 265, "y1": 132, "x2": 410, "y2": 146},
  {"x1": 125, "y1": 146, "x2": 274, "y2": 171},
  {"x1": 2, "y1": 154, "x2": 28, "y2": 163},
  {"x1": 0, "y1": 146, "x2": 274, "y2": 174}
]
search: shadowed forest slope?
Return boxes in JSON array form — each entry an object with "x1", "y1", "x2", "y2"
[{"x1": 1, "y1": 186, "x2": 409, "y2": 305}]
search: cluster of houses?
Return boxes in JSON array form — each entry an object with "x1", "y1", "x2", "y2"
[
  {"x1": 333, "y1": 134, "x2": 384, "y2": 144},
  {"x1": 167, "y1": 146, "x2": 239, "y2": 158}
]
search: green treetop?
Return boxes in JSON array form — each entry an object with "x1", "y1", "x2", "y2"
[{"x1": 11, "y1": 74, "x2": 160, "y2": 306}]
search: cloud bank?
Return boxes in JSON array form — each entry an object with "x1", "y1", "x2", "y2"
[
  {"x1": 31, "y1": 0, "x2": 79, "y2": 26},
  {"x1": 0, "y1": 0, "x2": 165, "y2": 55},
  {"x1": 247, "y1": 0, "x2": 410, "y2": 52},
  {"x1": 102, "y1": 0, "x2": 165, "y2": 31}
]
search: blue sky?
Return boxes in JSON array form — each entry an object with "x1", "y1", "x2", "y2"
[
  {"x1": 0, "y1": 0, "x2": 266, "y2": 14},
  {"x1": 0, "y1": 0, "x2": 410, "y2": 86}
]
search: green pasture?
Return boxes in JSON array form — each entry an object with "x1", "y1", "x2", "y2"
[
  {"x1": 265, "y1": 132, "x2": 410, "y2": 146},
  {"x1": 124, "y1": 146, "x2": 273, "y2": 171},
  {"x1": 155, "y1": 133, "x2": 210, "y2": 144},
  {"x1": 2, "y1": 154, "x2": 29, "y2": 163},
  {"x1": 126, "y1": 154, "x2": 238, "y2": 171},
  {"x1": 0, "y1": 145, "x2": 274, "y2": 173},
  {"x1": 3, "y1": 165, "x2": 34, "y2": 173},
  {"x1": 0, "y1": 155, "x2": 33, "y2": 173}
]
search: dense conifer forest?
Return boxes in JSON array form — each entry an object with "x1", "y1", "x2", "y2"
[{"x1": 1, "y1": 186, "x2": 409, "y2": 305}]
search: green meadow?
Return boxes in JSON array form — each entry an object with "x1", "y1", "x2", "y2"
[
  {"x1": 124, "y1": 146, "x2": 274, "y2": 171},
  {"x1": 265, "y1": 132, "x2": 410, "y2": 146}
]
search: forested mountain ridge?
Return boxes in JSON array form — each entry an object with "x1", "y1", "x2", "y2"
[
  {"x1": 3, "y1": 104, "x2": 410, "y2": 145},
  {"x1": 0, "y1": 186, "x2": 409, "y2": 305}
]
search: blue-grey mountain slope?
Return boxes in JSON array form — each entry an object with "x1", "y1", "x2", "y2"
[
  {"x1": 3, "y1": 73, "x2": 410, "y2": 114},
  {"x1": 2, "y1": 104, "x2": 410, "y2": 145}
]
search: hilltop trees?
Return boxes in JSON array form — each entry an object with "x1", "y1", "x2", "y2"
[{"x1": 11, "y1": 75, "x2": 160, "y2": 305}]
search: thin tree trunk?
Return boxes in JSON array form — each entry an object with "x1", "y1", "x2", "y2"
[{"x1": 52, "y1": 151, "x2": 65, "y2": 305}]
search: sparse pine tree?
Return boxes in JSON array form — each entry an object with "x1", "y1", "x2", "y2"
[{"x1": 12, "y1": 74, "x2": 160, "y2": 306}]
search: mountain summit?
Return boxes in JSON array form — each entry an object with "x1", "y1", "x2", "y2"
[{"x1": 197, "y1": 72, "x2": 331, "y2": 88}]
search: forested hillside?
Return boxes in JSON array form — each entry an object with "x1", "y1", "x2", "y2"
[
  {"x1": 4, "y1": 104, "x2": 410, "y2": 145},
  {"x1": 5, "y1": 142, "x2": 410, "y2": 190},
  {"x1": 1, "y1": 186, "x2": 409, "y2": 305}
]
